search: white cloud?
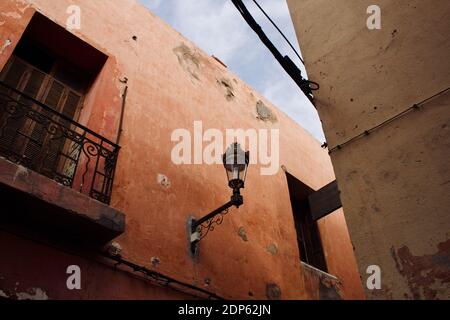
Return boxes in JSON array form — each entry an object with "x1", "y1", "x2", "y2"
[{"x1": 140, "y1": 0, "x2": 325, "y2": 142}]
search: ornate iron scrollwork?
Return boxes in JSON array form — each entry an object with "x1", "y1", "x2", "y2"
[
  {"x1": 0, "y1": 81, "x2": 120, "y2": 205},
  {"x1": 194, "y1": 208, "x2": 230, "y2": 240}
]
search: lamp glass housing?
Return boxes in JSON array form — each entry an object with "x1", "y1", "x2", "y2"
[{"x1": 223, "y1": 143, "x2": 249, "y2": 190}]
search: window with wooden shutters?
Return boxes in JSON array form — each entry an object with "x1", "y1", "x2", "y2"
[
  {"x1": 0, "y1": 12, "x2": 115, "y2": 204},
  {"x1": 0, "y1": 56, "x2": 84, "y2": 179}
]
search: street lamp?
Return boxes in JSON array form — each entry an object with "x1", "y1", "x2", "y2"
[{"x1": 189, "y1": 143, "x2": 249, "y2": 255}]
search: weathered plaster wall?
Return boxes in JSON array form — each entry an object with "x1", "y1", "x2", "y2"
[
  {"x1": 288, "y1": 0, "x2": 450, "y2": 299},
  {"x1": 0, "y1": 0, "x2": 363, "y2": 299},
  {"x1": 0, "y1": 231, "x2": 191, "y2": 300}
]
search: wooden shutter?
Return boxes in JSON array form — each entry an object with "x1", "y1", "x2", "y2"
[
  {"x1": 308, "y1": 180, "x2": 343, "y2": 221},
  {"x1": 61, "y1": 90, "x2": 82, "y2": 119},
  {"x1": 0, "y1": 58, "x2": 28, "y2": 149},
  {"x1": 0, "y1": 59, "x2": 46, "y2": 158},
  {"x1": 39, "y1": 80, "x2": 71, "y2": 177},
  {"x1": 1, "y1": 57, "x2": 28, "y2": 89},
  {"x1": 21, "y1": 68, "x2": 48, "y2": 164},
  {"x1": 43, "y1": 79, "x2": 65, "y2": 109},
  {"x1": 21, "y1": 68, "x2": 46, "y2": 99},
  {"x1": 39, "y1": 81, "x2": 83, "y2": 180}
]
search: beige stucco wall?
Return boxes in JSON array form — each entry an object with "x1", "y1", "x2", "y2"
[{"x1": 288, "y1": 0, "x2": 450, "y2": 299}]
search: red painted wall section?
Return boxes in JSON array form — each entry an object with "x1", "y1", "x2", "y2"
[
  {"x1": 80, "y1": 57, "x2": 123, "y2": 144},
  {"x1": 0, "y1": 231, "x2": 191, "y2": 300},
  {"x1": 0, "y1": 0, "x2": 365, "y2": 299}
]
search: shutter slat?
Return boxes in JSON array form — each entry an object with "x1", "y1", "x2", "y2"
[
  {"x1": 61, "y1": 90, "x2": 81, "y2": 119},
  {"x1": 44, "y1": 80, "x2": 64, "y2": 110}
]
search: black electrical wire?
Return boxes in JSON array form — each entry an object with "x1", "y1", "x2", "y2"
[
  {"x1": 328, "y1": 86, "x2": 450, "y2": 153},
  {"x1": 231, "y1": 0, "x2": 319, "y2": 102},
  {"x1": 102, "y1": 252, "x2": 224, "y2": 300},
  {"x1": 252, "y1": 0, "x2": 304, "y2": 65}
]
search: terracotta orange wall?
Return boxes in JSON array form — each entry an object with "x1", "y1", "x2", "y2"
[
  {"x1": 318, "y1": 209, "x2": 364, "y2": 299},
  {"x1": 0, "y1": 0, "x2": 364, "y2": 299}
]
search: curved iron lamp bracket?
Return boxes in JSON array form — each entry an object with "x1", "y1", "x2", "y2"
[{"x1": 189, "y1": 191, "x2": 243, "y2": 256}]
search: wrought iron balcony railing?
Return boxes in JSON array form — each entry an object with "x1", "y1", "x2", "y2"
[{"x1": 0, "y1": 81, "x2": 120, "y2": 205}]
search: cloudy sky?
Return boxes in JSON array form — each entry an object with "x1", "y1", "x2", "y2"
[{"x1": 140, "y1": 0, "x2": 325, "y2": 142}]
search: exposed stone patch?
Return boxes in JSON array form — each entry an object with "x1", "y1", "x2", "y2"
[
  {"x1": 217, "y1": 78, "x2": 235, "y2": 101},
  {"x1": 16, "y1": 288, "x2": 48, "y2": 300},
  {"x1": 267, "y1": 243, "x2": 278, "y2": 256},
  {"x1": 0, "y1": 39, "x2": 12, "y2": 55},
  {"x1": 173, "y1": 44, "x2": 201, "y2": 81},
  {"x1": 151, "y1": 257, "x2": 160, "y2": 267},
  {"x1": 105, "y1": 242, "x2": 122, "y2": 256},
  {"x1": 266, "y1": 283, "x2": 281, "y2": 300},
  {"x1": 157, "y1": 174, "x2": 171, "y2": 189},
  {"x1": 256, "y1": 101, "x2": 277, "y2": 123},
  {"x1": 0, "y1": 289, "x2": 9, "y2": 299},
  {"x1": 238, "y1": 226, "x2": 248, "y2": 242}
]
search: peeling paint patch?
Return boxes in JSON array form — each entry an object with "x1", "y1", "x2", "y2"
[
  {"x1": 256, "y1": 101, "x2": 277, "y2": 123},
  {"x1": 1, "y1": 39, "x2": 12, "y2": 55},
  {"x1": 266, "y1": 283, "x2": 281, "y2": 300},
  {"x1": 319, "y1": 278, "x2": 342, "y2": 300},
  {"x1": 19, "y1": 5, "x2": 32, "y2": 14},
  {"x1": 217, "y1": 78, "x2": 235, "y2": 101},
  {"x1": 0, "y1": 289, "x2": 9, "y2": 299},
  {"x1": 13, "y1": 165, "x2": 28, "y2": 182},
  {"x1": 157, "y1": 174, "x2": 171, "y2": 189},
  {"x1": 391, "y1": 239, "x2": 450, "y2": 299},
  {"x1": 267, "y1": 243, "x2": 278, "y2": 256},
  {"x1": 105, "y1": 242, "x2": 122, "y2": 256},
  {"x1": 16, "y1": 288, "x2": 48, "y2": 300},
  {"x1": 151, "y1": 257, "x2": 160, "y2": 267},
  {"x1": 238, "y1": 227, "x2": 248, "y2": 242},
  {"x1": 173, "y1": 44, "x2": 201, "y2": 81},
  {"x1": 1, "y1": 12, "x2": 22, "y2": 19}
]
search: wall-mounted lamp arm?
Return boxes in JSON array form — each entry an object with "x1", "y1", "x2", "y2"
[
  {"x1": 188, "y1": 143, "x2": 249, "y2": 256},
  {"x1": 190, "y1": 190, "x2": 243, "y2": 245}
]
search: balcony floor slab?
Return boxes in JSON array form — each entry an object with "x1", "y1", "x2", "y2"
[{"x1": 0, "y1": 156, "x2": 125, "y2": 245}]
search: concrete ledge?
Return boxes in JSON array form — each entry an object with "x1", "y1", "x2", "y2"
[{"x1": 0, "y1": 157, "x2": 125, "y2": 244}]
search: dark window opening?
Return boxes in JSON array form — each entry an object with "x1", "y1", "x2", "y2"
[{"x1": 286, "y1": 172, "x2": 328, "y2": 272}]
